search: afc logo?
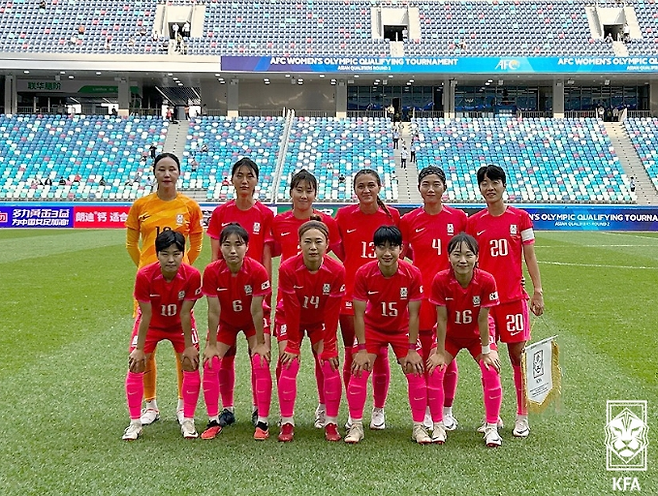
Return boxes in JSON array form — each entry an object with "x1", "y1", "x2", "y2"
[
  {"x1": 605, "y1": 400, "x2": 648, "y2": 473},
  {"x1": 400, "y1": 287, "x2": 408, "y2": 299},
  {"x1": 0, "y1": 212, "x2": 7, "y2": 223},
  {"x1": 253, "y1": 222, "x2": 261, "y2": 234},
  {"x1": 244, "y1": 285, "x2": 253, "y2": 295},
  {"x1": 495, "y1": 59, "x2": 520, "y2": 71}
]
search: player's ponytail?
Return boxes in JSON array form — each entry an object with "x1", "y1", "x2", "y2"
[{"x1": 354, "y1": 168, "x2": 392, "y2": 220}]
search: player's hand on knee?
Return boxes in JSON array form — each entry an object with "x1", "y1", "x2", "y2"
[
  {"x1": 251, "y1": 343, "x2": 271, "y2": 365},
  {"x1": 402, "y1": 350, "x2": 423, "y2": 375},
  {"x1": 351, "y1": 350, "x2": 371, "y2": 378},
  {"x1": 128, "y1": 349, "x2": 147, "y2": 373},
  {"x1": 426, "y1": 349, "x2": 447, "y2": 374},
  {"x1": 181, "y1": 346, "x2": 200, "y2": 371}
]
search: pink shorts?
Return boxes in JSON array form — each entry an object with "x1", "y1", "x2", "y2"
[
  {"x1": 129, "y1": 310, "x2": 200, "y2": 354},
  {"x1": 436, "y1": 336, "x2": 498, "y2": 360},
  {"x1": 354, "y1": 326, "x2": 419, "y2": 360},
  {"x1": 488, "y1": 299, "x2": 530, "y2": 343}
]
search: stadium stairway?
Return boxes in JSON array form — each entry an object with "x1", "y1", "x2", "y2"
[
  {"x1": 604, "y1": 122, "x2": 657, "y2": 205},
  {"x1": 165, "y1": 119, "x2": 207, "y2": 202},
  {"x1": 395, "y1": 123, "x2": 422, "y2": 205}
]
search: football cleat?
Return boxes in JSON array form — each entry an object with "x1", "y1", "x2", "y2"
[
  {"x1": 324, "y1": 423, "x2": 341, "y2": 442},
  {"x1": 254, "y1": 422, "x2": 269, "y2": 441},
  {"x1": 122, "y1": 422, "x2": 142, "y2": 441},
  {"x1": 344, "y1": 422, "x2": 364, "y2": 444},
  {"x1": 477, "y1": 416, "x2": 504, "y2": 433},
  {"x1": 443, "y1": 413, "x2": 459, "y2": 431},
  {"x1": 431, "y1": 423, "x2": 447, "y2": 444},
  {"x1": 277, "y1": 423, "x2": 295, "y2": 442},
  {"x1": 484, "y1": 426, "x2": 503, "y2": 447},
  {"x1": 314, "y1": 404, "x2": 326, "y2": 429},
  {"x1": 180, "y1": 419, "x2": 198, "y2": 439},
  {"x1": 412, "y1": 424, "x2": 432, "y2": 445},
  {"x1": 370, "y1": 407, "x2": 386, "y2": 430},
  {"x1": 139, "y1": 408, "x2": 160, "y2": 426},
  {"x1": 218, "y1": 408, "x2": 236, "y2": 427},
  {"x1": 513, "y1": 416, "x2": 530, "y2": 438},
  {"x1": 201, "y1": 420, "x2": 222, "y2": 440}
]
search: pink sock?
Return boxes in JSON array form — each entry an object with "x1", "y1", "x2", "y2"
[
  {"x1": 443, "y1": 358, "x2": 458, "y2": 407},
  {"x1": 342, "y1": 349, "x2": 353, "y2": 391},
  {"x1": 322, "y1": 361, "x2": 342, "y2": 419},
  {"x1": 426, "y1": 367, "x2": 445, "y2": 423},
  {"x1": 250, "y1": 355, "x2": 258, "y2": 408},
  {"x1": 203, "y1": 356, "x2": 220, "y2": 418},
  {"x1": 313, "y1": 352, "x2": 325, "y2": 405},
  {"x1": 125, "y1": 370, "x2": 144, "y2": 420},
  {"x1": 513, "y1": 364, "x2": 527, "y2": 415},
  {"x1": 372, "y1": 347, "x2": 390, "y2": 409},
  {"x1": 347, "y1": 370, "x2": 370, "y2": 420},
  {"x1": 251, "y1": 354, "x2": 272, "y2": 418},
  {"x1": 277, "y1": 358, "x2": 300, "y2": 418},
  {"x1": 219, "y1": 354, "x2": 235, "y2": 408},
  {"x1": 405, "y1": 373, "x2": 428, "y2": 423},
  {"x1": 480, "y1": 361, "x2": 503, "y2": 424},
  {"x1": 275, "y1": 359, "x2": 282, "y2": 382},
  {"x1": 182, "y1": 369, "x2": 200, "y2": 418}
]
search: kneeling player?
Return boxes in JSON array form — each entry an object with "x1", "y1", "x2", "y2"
[
  {"x1": 123, "y1": 231, "x2": 202, "y2": 440},
  {"x1": 426, "y1": 232, "x2": 503, "y2": 447},
  {"x1": 346, "y1": 226, "x2": 429, "y2": 444},
  {"x1": 200, "y1": 224, "x2": 272, "y2": 441}
]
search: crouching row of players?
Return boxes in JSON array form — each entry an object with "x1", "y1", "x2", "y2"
[{"x1": 124, "y1": 222, "x2": 509, "y2": 447}]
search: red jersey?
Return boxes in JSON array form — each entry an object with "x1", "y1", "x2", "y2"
[
  {"x1": 202, "y1": 257, "x2": 271, "y2": 330},
  {"x1": 429, "y1": 268, "x2": 499, "y2": 340},
  {"x1": 134, "y1": 262, "x2": 202, "y2": 331},
  {"x1": 271, "y1": 209, "x2": 340, "y2": 262},
  {"x1": 277, "y1": 254, "x2": 346, "y2": 353},
  {"x1": 467, "y1": 206, "x2": 535, "y2": 304},
  {"x1": 206, "y1": 200, "x2": 274, "y2": 263},
  {"x1": 353, "y1": 259, "x2": 423, "y2": 334},
  {"x1": 399, "y1": 205, "x2": 468, "y2": 330},
  {"x1": 335, "y1": 203, "x2": 400, "y2": 298}
]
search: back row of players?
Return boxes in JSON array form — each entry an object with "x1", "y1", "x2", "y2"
[{"x1": 123, "y1": 154, "x2": 544, "y2": 446}]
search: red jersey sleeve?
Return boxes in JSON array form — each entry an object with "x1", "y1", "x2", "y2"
[
  {"x1": 184, "y1": 267, "x2": 203, "y2": 301},
  {"x1": 480, "y1": 271, "x2": 500, "y2": 308},
  {"x1": 429, "y1": 271, "x2": 448, "y2": 307},
  {"x1": 352, "y1": 265, "x2": 369, "y2": 302},
  {"x1": 202, "y1": 262, "x2": 220, "y2": 297},
  {"x1": 279, "y1": 263, "x2": 302, "y2": 354},
  {"x1": 206, "y1": 204, "x2": 224, "y2": 240},
  {"x1": 408, "y1": 266, "x2": 424, "y2": 301},
  {"x1": 133, "y1": 267, "x2": 151, "y2": 303},
  {"x1": 251, "y1": 262, "x2": 272, "y2": 297}
]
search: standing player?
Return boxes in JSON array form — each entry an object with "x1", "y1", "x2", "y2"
[
  {"x1": 206, "y1": 158, "x2": 274, "y2": 428},
  {"x1": 200, "y1": 224, "x2": 273, "y2": 441},
  {"x1": 276, "y1": 218, "x2": 346, "y2": 442},
  {"x1": 125, "y1": 152, "x2": 203, "y2": 426},
  {"x1": 427, "y1": 233, "x2": 503, "y2": 447},
  {"x1": 467, "y1": 164, "x2": 544, "y2": 437},
  {"x1": 123, "y1": 231, "x2": 203, "y2": 440},
  {"x1": 271, "y1": 169, "x2": 340, "y2": 425},
  {"x1": 334, "y1": 168, "x2": 400, "y2": 431},
  {"x1": 399, "y1": 166, "x2": 467, "y2": 431},
  {"x1": 345, "y1": 226, "x2": 429, "y2": 444}
]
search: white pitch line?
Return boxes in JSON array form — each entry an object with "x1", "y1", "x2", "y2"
[{"x1": 541, "y1": 260, "x2": 658, "y2": 270}]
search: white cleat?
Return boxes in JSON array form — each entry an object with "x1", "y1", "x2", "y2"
[
  {"x1": 484, "y1": 425, "x2": 502, "y2": 447},
  {"x1": 344, "y1": 422, "x2": 364, "y2": 444},
  {"x1": 122, "y1": 422, "x2": 142, "y2": 441},
  {"x1": 431, "y1": 423, "x2": 447, "y2": 444},
  {"x1": 412, "y1": 424, "x2": 432, "y2": 445},
  {"x1": 139, "y1": 408, "x2": 160, "y2": 426},
  {"x1": 422, "y1": 408, "x2": 433, "y2": 430},
  {"x1": 443, "y1": 413, "x2": 459, "y2": 431},
  {"x1": 180, "y1": 419, "x2": 198, "y2": 439},
  {"x1": 370, "y1": 407, "x2": 386, "y2": 430},
  {"x1": 513, "y1": 416, "x2": 530, "y2": 438},
  {"x1": 314, "y1": 404, "x2": 326, "y2": 429},
  {"x1": 477, "y1": 416, "x2": 504, "y2": 433}
]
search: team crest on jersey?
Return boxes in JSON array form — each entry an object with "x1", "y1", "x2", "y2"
[
  {"x1": 261, "y1": 281, "x2": 271, "y2": 291},
  {"x1": 400, "y1": 287, "x2": 408, "y2": 299},
  {"x1": 510, "y1": 224, "x2": 518, "y2": 235},
  {"x1": 176, "y1": 214, "x2": 184, "y2": 225},
  {"x1": 178, "y1": 291, "x2": 186, "y2": 300},
  {"x1": 253, "y1": 222, "x2": 261, "y2": 234},
  {"x1": 447, "y1": 223, "x2": 454, "y2": 235},
  {"x1": 244, "y1": 285, "x2": 253, "y2": 295},
  {"x1": 473, "y1": 296, "x2": 481, "y2": 306},
  {"x1": 323, "y1": 283, "x2": 331, "y2": 295}
]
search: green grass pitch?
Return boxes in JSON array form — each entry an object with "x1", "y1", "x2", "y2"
[{"x1": 0, "y1": 229, "x2": 656, "y2": 495}]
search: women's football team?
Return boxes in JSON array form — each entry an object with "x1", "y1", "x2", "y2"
[{"x1": 123, "y1": 156, "x2": 544, "y2": 447}]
